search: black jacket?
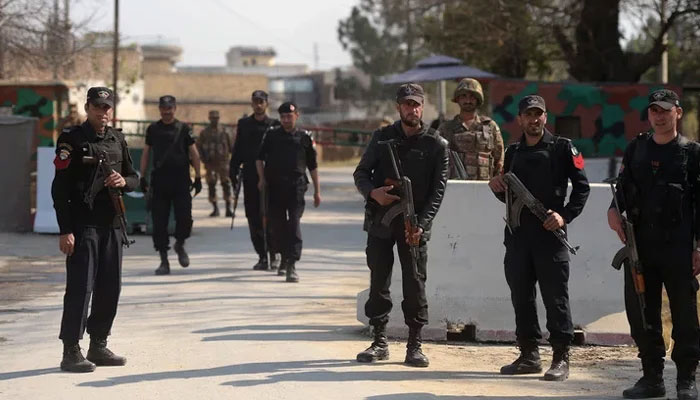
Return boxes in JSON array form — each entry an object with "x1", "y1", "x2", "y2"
[
  {"x1": 230, "y1": 115, "x2": 279, "y2": 183},
  {"x1": 51, "y1": 122, "x2": 139, "y2": 234},
  {"x1": 354, "y1": 121, "x2": 449, "y2": 239},
  {"x1": 613, "y1": 132, "x2": 700, "y2": 242}
]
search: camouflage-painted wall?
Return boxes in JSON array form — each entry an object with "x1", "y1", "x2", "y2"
[
  {"x1": 489, "y1": 80, "x2": 682, "y2": 157},
  {"x1": 0, "y1": 83, "x2": 70, "y2": 147}
]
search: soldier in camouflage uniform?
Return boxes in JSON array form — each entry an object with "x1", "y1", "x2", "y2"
[
  {"x1": 57, "y1": 103, "x2": 83, "y2": 132},
  {"x1": 196, "y1": 110, "x2": 232, "y2": 217},
  {"x1": 438, "y1": 78, "x2": 504, "y2": 180}
]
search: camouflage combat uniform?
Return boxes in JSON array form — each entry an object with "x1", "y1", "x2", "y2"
[
  {"x1": 197, "y1": 125, "x2": 232, "y2": 203},
  {"x1": 438, "y1": 77, "x2": 504, "y2": 180},
  {"x1": 439, "y1": 114, "x2": 504, "y2": 180}
]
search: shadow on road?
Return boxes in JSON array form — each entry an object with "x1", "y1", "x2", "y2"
[
  {"x1": 196, "y1": 323, "x2": 363, "y2": 343},
  {"x1": 0, "y1": 367, "x2": 59, "y2": 381},
  {"x1": 365, "y1": 394, "x2": 620, "y2": 400}
]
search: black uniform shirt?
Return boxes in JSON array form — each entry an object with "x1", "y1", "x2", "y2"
[
  {"x1": 257, "y1": 126, "x2": 317, "y2": 183},
  {"x1": 231, "y1": 115, "x2": 279, "y2": 180},
  {"x1": 145, "y1": 120, "x2": 194, "y2": 179},
  {"x1": 51, "y1": 121, "x2": 139, "y2": 234},
  {"x1": 499, "y1": 129, "x2": 590, "y2": 224},
  {"x1": 613, "y1": 133, "x2": 700, "y2": 242}
]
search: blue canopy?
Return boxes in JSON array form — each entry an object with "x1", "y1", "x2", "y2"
[{"x1": 381, "y1": 55, "x2": 497, "y2": 84}]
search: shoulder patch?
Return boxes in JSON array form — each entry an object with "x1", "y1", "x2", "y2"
[
  {"x1": 571, "y1": 144, "x2": 584, "y2": 170},
  {"x1": 54, "y1": 143, "x2": 72, "y2": 170}
]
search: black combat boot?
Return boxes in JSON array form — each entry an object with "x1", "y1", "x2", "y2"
[
  {"x1": 543, "y1": 344, "x2": 570, "y2": 381},
  {"x1": 677, "y1": 362, "x2": 698, "y2": 400},
  {"x1": 225, "y1": 201, "x2": 233, "y2": 217},
  {"x1": 286, "y1": 262, "x2": 299, "y2": 283},
  {"x1": 500, "y1": 342, "x2": 542, "y2": 375},
  {"x1": 252, "y1": 256, "x2": 269, "y2": 271},
  {"x1": 155, "y1": 250, "x2": 170, "y2": 275},
  {"x1": 174, "y1": 240, "x2": 190, "y2": 267},
  {"x1": 357, "y1": 324, "x2": 389, "y2": 363},
  {"x1": 269, "y1": 253, "x2": 280, "y2": 270},
  {"x1": 60, "y1": 343, "x2": 96, "y2": 373},
  {"x1": 622, "y1": 358, "x2": 665, "y2": 399},
  {"x1": 404, "y1": 326, "x2": 429, "y2": 367},
  {"x1": 86, "y1": 338, "x2": 127, "y2": 366},
  {"x1": 278, "y1": 259, "x2": 288, "y2": 276},
  {"x1": 209, "y1": 202, "x2": 219, "y2": 217}
]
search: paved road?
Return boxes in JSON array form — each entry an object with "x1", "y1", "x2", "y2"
[{"x1": 1, "y1": 167, "x2": 645, "y2": 399}]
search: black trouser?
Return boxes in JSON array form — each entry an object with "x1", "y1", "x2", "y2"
[
  {"x1": 268, "y1": 179, "x2": 306, "y2": 262},
  {"x1": 243, "y1": 177, "x2": 274, "y2": 258},
  {"x1": 151, "y1": 178, "x2": 192, "y2": 252},
  {"x1": 59, "y1": 226, "x2": 122, "y2": 343},
  {"x1": 625, "y1": 238, "x2": 700, "y2": 367},
  {"x1": 504, "y1": 217, "x2": 573, "y2": 347},
  {"x1": 364, "y1": 220, "x2": 428, "y2": 328}
]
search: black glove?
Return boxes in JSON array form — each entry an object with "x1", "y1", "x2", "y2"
[
  {"x1": 139, "y1": 176, "x2": 149, "y2": 192},
  {"x1": 192, "y1": 177, "x2": 202, "y2": 196}
]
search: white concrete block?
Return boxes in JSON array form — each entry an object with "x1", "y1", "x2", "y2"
[{"x1": 357, "y1": 180, "x2": 634, "y2": 345}]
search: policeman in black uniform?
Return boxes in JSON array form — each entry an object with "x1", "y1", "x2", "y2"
[
  {"x1": 230, "y1": 90, "x2": 281, "y2": 271},
  {"x1": 256, "y1": 101, "x2": 320, "y2": 283},
  {"x1": 139, "y1": 95, "x2": 202, "y2": 275},
  {"x1": 608, "y1": 89, "x2": 700, "y2": 400},
  {"x1": 354, "y1": 83, "x2": 449, "y2": 368},
  {"x1": 488, "y1": 95, "x2": 590, "y2": 381},
  {"x1": 52, "y1": 87, "x2": 138, "y2": 372}
]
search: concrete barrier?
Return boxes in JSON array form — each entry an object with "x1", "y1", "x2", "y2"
[
  {"x1": 34, "y1": 147, "x2": 59, "y2": 233},
  {"x1": 0, "y1": 116, "x2": 34, "y2": 232},
  {"x1": 357, "y1": 180, "x2": 634, "y2": 345}
]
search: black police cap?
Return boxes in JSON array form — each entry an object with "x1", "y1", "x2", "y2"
[
  {"x1": 87, "y1": 87, "x2": 114, "y2": 108},
  {"x1": 159, "y1": 95, "x2": 177, "y2": 107},
  {"x1": 648, "y1": 89, "x2": 680, "y2": 110},
  {"x1": 252, "y1": 90, "x2": 268, "y2": 101},
  {"x1": 278, "y1": 101, "x2": 298, "y2": 114},
  {"x1": 518, "y1": 95, "x2": 546, "y2": 114},
  {"x1": 396, "y1": 83, "x2": 424, "y2": 104}
]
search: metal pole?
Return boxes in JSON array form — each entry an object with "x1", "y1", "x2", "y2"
[
  {"x1": 659, "y1": 0, "x2": 668, "y2": 84},
  {"x1": 438, "y1": 80, "x2": 446, "y2": 115},
  {"x1": 112, "y1": 0, "x2": 119, "y2": 122}
]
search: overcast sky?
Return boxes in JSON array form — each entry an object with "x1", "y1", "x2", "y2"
[{"x1": 71, "y1": 0, "x2": 357, "y2": 69}]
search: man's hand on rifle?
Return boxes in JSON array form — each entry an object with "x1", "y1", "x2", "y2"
[
  {"x1": 313, "y1": 192, "x2": 321, "y2": 208},
  {"x1": 488, "y1": 174, "x2": 507, "y2": 193},
  {"x1": 543, "y1": 210, "x2": 565, "y2": 231},
  {"x1": 370, "y1": 185, "x2": 400, "y2": 206},
  {"x1": 405, "y1": 226, "x2": 423, "y2": 246},
  {"x1": 139, "y1": 177, "x2": 149, "y2": 192},
  {"x1": 59, "y1": 233, "x2": 75, "y2": 255},
  {"x1": 607, "y1": 207, "x2": 627, "y2": 243},
  {"x1": 105, "y1": 171, "x2": 126, "y2": 188}
]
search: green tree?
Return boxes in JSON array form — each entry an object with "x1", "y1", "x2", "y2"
[
  {"x1": 422, "y1": 1, "x2": 558, "y2": 79},
  {"x1": 548, "y1": 0, "x2": 700, "y2": 82}
]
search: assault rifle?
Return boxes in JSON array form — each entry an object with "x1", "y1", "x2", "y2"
[
  {"x1": 230, "y1": 169, "x2": 242, "y2": 230},
  {"x1": 83, "y1": 150, "x2": 134, "y2": 247},
  {"x1": 604, "y1": 177, "x2": 648, "y2": 330},
  {"x1": 260, "y1": 181, "x2": 270, "y2": 268},
  {"x1": 503, "y1": 172, "x2": 579, "y2": 255},
  {"x1": 378, "y1": 139, "x2": 421, "y2": 277}
]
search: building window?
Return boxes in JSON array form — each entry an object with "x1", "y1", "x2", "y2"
[{"x1": 555, "y1": 116, "x2": 582, "y2": 140}]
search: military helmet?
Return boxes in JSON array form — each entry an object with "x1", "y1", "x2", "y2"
[{"x1": 452, "y1": 78, "x2": 484, "y2": 105}]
